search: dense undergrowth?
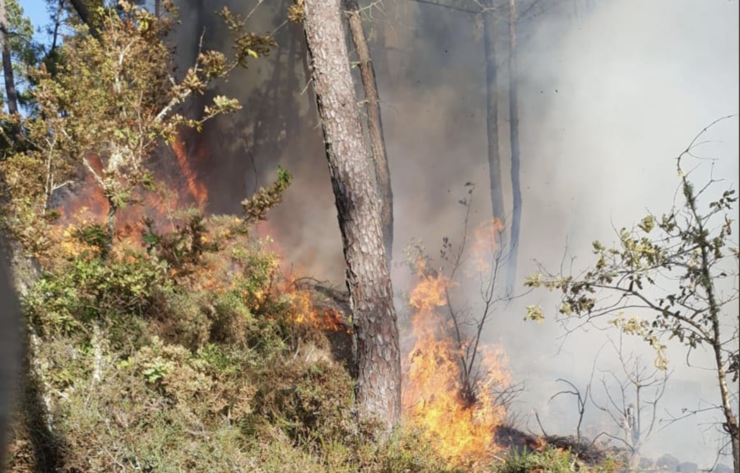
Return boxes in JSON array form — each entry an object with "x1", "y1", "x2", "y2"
[
  {"x1": 5, "y1": 205, "x2": 624, "y2": 472},
  {"x1": 5, "y1": 208, "x2": 458, "y2": 473}
]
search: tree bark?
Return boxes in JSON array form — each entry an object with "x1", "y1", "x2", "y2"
[
  {"x1": 345, "y1": 0, "x2": 394, "y2": 264},
  {"x1": 0, "y1": 236, "x2": 22, "y2": 470},
  {"x1": 302, "y1": 0, "x2": 401, "y2": 432},
  {"x1": 483, "y1": 4, "x2": 506, "y2": 249},
  {"x1": 507, "y1": 0, "x2": 522, "y2": 291},
  {"x1": 0, "y1": 169, "x2": 29, "y2": 468},
  {"x1": 0, "y1": 0, "x2": 18, "y2": 115},
  {"x1": 68, "y1": 0, "x2": 100, "y2": 38},
  {"x1": 684, "y1": 170, "x2": 740, "y2": 473}
]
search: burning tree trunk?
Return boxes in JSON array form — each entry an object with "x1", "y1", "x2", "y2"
[
  {"x1": 345, "y1": 0, "x2": 394, "y2": 264},
  {"x1": 302, "y1": 0, "x2": 401, "y2": 432},
  {"x1": 0, "y1": 0, "x2": 18, "y2": 115},
  {"x1": 506, "y1": 0, "x2": 522, "y2": 291},
  {"x1": 483, "y1": 3, "x2": 506, "y2": 249}
]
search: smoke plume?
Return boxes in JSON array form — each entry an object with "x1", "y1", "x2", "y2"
[{"x1": 172, "y1": 0, "x2": 739, "y2": 465}]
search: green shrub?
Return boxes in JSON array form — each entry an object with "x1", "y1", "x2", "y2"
[{"x1": 24, "y1": 251, "x2": 167, "y2": 342}]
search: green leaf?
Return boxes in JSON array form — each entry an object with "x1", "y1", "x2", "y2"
[{"x1": 639, "y1": 215, "x2": 656, "y2": 233}]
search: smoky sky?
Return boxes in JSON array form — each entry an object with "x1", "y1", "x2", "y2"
[{"x1": 172, "y1": 0, "x2": 739, "y2": 466}]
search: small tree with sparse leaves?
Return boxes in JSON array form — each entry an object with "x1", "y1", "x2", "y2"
[{"x1": 524, "y1": 118, "x2": 739, "y2": 472}]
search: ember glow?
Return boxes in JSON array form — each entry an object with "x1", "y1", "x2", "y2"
[
  {"x1": 286, "y1": 282, "x2": 348, "y2": 333},
  {"x1": 170, "y1": 138, "x2": 209, "y2": 211},
  {"x1": 54, "y1": 136, "x2": 208, "y2": 244}
]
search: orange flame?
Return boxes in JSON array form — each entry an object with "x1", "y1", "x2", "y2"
[
  {"x1": 171, "y1": 139, "x2": 208, "y2": 210},
  {"x1": 287, "y1": 286, "x2": 348, "y2": 332},
  {"x1": 469, "y1": 218, "x2": 505, "y2": 275},
  {"x1": 53, "y1": 134, "x2": 211, "y2": 249},
  {"x1": 403, "y1": 239, "x2": 509, "y2": 466}
]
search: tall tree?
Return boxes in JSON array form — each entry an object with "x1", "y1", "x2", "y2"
[
  {"x1": 345, "y1": 0, "x2": 394, "y2": 264},
  {"x1": 0, "y1": 240, "x2": 21, "y2": 469},
  {"x1": 68, "y1": 0, "x2": 100, "y2": 38},
  {"x1": 482, "y1": 1, "x2": 506, "y2": 249},
  {"x1": 506, "y1": 0, "x2": 522, "y2": 291},
  {"x1": 302, "y1": 0, "x2": 401, "y2": 432},
  {"x1": 0, "y1": 0, "x2": 18, "y2": 115}
]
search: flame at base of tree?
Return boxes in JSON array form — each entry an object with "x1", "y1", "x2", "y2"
[
  {"x1": 284, "y1": 279, "x2": 349, "y2": 333},
  {"x1": 52, "y1": 139, "x2": 510, "y2": 467}
]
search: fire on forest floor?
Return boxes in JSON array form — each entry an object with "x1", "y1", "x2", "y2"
[{"x1": 50, "y1": 136, "x2": 521, "y2": 469}]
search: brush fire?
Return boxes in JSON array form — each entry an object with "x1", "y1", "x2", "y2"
[
  {"x1": 47, "y1": 134, "x2": 515, "y2": 469},
  {"x1": 404, "y1": 270, "x2": 510, "y2": 466},
  {"x1": 55, "y1": 136, "x2": 209, "y2": 244},
  {"x1": 4, "y1": 1, "x2": 737, "y2": 471}
]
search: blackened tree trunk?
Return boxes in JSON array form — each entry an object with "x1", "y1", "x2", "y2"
[
  {"x1": 345, "y1": 0, "x2": 394, "y2": 264},
  {"x1": 302, "y1": 0, "x2": 401, "y2": 432},
  {"x1": 506, "y1": 0, "x2": 522, "y2": 291},
  {"x1": 483, "y1": 4, "x2": 506, "y2": 248},
  {"x1": 0, "y1": 0, "x2": 18, "y2": 115}
]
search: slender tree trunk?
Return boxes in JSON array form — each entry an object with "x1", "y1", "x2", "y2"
[
  {"x1": 0, "y1": 169, "x2": 37, "y2": 468},
  {"x1": 0, "y1": 0, "x2": 18, "y2": 115},
  {"x1": 373, "y1": 22, "x2": 393, "y2": 85},
  {"x1": 713, "y1": 327, "x2": 739, "y2": 473},
  {"x1": 303, "y1": 0, "x2": 401, "y2": 432},
  {"x1": 483, "y1": 4, "x2": 506, "y2": 249},
  {"x1": 50, "y1": 0, "x2": 65, "y2": 54},
  {"x1": 0, "y1": 232, "x2": 22, "y2": 469},
  {"x1": 69, "y1": 0, "x2": 99, "y2": 38},
  {"x1": 345, "y1": 0, "x2": 394, "y2": 264},
  {"x1": 686, "y1": 175, "x2": 740, "y2": 473},
  {"x1": 506, "y1": 0, "x2": 522, "y2": 291},
  {"x1": 106, "y1": 202, "x2": 117, "y2": 247}
]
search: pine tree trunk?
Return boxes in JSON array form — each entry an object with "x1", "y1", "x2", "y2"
[
  {"x1": 302, "y1": 0, "x2": 401, "y2": 432},
  {"x1": 483, "y1": 4, "x2": 506, "y2": 248},
  {"x1": 69, "y1": 0, "x2": 99, "y2": 38},
  {"x1": 0, "y1": 171, "x2": 29, "y2": 467},
  {"x1": 345, "y1": 0, "x2": 394, "y2": 264},
  {"x1": 0, "y1": 0, "x2": 18, "y2": 115},
  {"x1": 0, "y1": 239, "x2": 21, "y2": 468},
  {"x1": 507, "y1": 0, "x2": 522, "y2": 291}
]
